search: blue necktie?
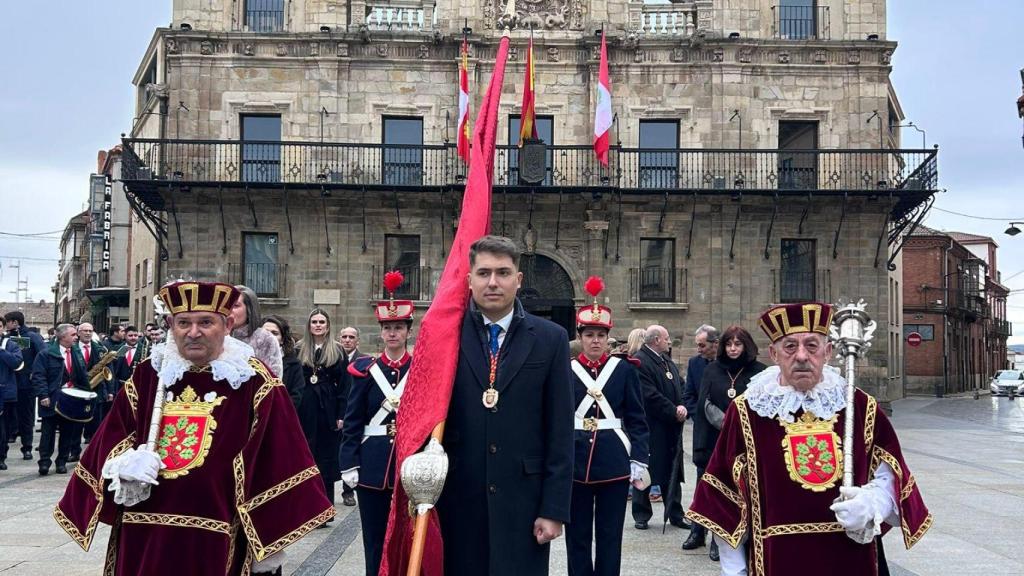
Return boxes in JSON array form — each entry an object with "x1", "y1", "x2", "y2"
[{"x1": 488, "y1": 324, "x2": 502, "y2": 358}]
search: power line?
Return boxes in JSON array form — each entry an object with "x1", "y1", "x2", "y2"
[
  {"x1": 0, "y1": 229, "x2": 66, "y2": 237},
  {"x1": 931, "y1": 206, "x2": 1024, "y2": 221},
  {"x1": 0, "y1": 255, "x2": 59, "y2": 262}
]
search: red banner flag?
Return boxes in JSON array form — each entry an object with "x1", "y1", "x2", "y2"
[
  {"x1": 457, "y1": 37, "x2": 471, "y2": 163},
  {"x1": 593, "y1": 31, "x2": 612, "y2": 166},
  {"x1": 518, "y1": 37, "x2": 537, "y2": 145},
  {"x1": 377, "y1": 34, "x2": 513, "y2": 576}
]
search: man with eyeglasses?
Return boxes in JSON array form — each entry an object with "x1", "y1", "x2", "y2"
[{"x1": 682, "y1": 324, "x2": 719, "y2": 556}]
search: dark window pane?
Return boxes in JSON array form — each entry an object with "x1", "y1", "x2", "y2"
[
  {"x1": 384, "y1": 235, "x2": 421, "y2": 300},
  {"x1": 778, "y1": 121, "x2": 817, "y2": 190},
  {"x1": 639, "y1": 238, "x2": 675, "y2": 302},
  {"x1": 779, "y1": 0, "x2": 817, "y2": 40},
  {"x1": 383, "y1": 117, "x2": 423, "y2": 186},
  {"x1": 246, "y1": 0, "x2": 285, "y2": 32},
  {"x1": 241, "y1": 115, "x2": 281, "y2": 183},
  {"x1": 508, "y1": 115, "x2": 554, "y2": 185},
  {"x1": 243, "y1": 233, "x2": 279, "y2": 296},
  {"x1": 639, "y1": 120, "x2": 679, "y2": 189},
  {"x1": 780, "y1": 239, "x2": 815, "y2": 302}
]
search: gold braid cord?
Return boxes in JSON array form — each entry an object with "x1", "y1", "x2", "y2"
[
  {"x1": 759, "y1": 522, "x2": 844, "y2": 538},
  {"x1": 734, "y1": 398, "x2": 769, "y2": 575},
  {"x1": 122, "y1": 512, "x2": 232, "y2": 535}
]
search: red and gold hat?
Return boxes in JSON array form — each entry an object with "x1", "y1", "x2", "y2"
[
  {"x1": 757, "y1": 302, "x2": 833, "y2": 343},
  {"x1": 157, "y1": 281, "x2": 239, "y2": 316},
  {"x1": 576, "y1": 276, "x2": 612, "y2": 330},
  {"x1": 374, "y1": 270, "x2": 415, "y2": 323}
]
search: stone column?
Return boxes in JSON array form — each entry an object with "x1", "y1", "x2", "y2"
[{"x1": 584, "y1": 218, "x2": 609, "y2": 279}]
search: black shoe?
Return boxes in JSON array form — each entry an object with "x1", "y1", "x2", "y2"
[
  {"x1": 634, "y1": 521, "x2": 649, "y2": 530},
  {"x1": 669, "y1": 517, "x2": 692, "y2": 530},
  {"x1": 342, "y1": 493, "x2": 356, "y2": 507},
  {"x1": 22, "y1": 451, "x2": 32, "y2": 460},
  {"x1": 55, "y1": 465, "x2": 68, "y2": 474},
  {"x1": 681, "y1": 531, "x2": 706, "y2": 550},
  {"x1": 709, "y1": 540, "x2": 720, "y2": 562},
  {"x1": 68, "y1": 454, "x2": 80, "y2": 463},
  {"x1": 0, "y1": 462, "x2": 7, "y2": 470},
  {"x1": 38, "y1": 466, "x2": 49, "y2": 476}
]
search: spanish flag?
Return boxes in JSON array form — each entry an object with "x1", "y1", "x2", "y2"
[{"x1": 518, "y1": 36, "x2": 537, "y2": 145}]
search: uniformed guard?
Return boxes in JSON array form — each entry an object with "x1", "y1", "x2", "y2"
[
  {"x1": 340, "y1": 270, "x2": 415, "y2": 576},
  {"x1": 565, "y1": 276, "x2": 651, "y2": 576}
]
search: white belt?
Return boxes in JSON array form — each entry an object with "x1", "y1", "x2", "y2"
[
  {"x1": 363, "y1": 423, "x2": 396, "y2": 438},
  {"x1": 574, "y1": 417, "x2": 622, "y2": 431}
]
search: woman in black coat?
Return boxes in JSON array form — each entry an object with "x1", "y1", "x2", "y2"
[
  {"x1": 260, "y1": 315, "x2": 304, "y2": 410},
  {"x1": 694, "y1": 325, "x2": 767, "y2": 469}
]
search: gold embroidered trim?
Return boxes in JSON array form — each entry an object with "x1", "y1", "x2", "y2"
[
  {"x1": 124, "y1": 378, "x2": 138, "y2": 412},
  {"x1": 906, "y1": 512, "x2": 933, "y2": 549},
  {"x1": 226, "y1": 518, "x2": 240, "y2": 576},
  {"x1": 702, "y1": 471, "x2": 743, "y2": 507},
  {"x1": 53, "y1": 506, "x2": 97, "y2": 552},
  {"x1": 759, "y1": 521, "x2": 844, "y2": 538},
  {"x1": 863, "y1": 393, "x2": 877, "y2": 454},
  {"x1": 122, "y1": 512, "x2": 231, "y2": 534},
  {"x1": 870, "y1": 445, "x2": 932, "y2": 549},
  {"x1": 74, "y1": 464, "x2": 102, "y2": 500},
  {"x1": 103, "y1": 512, "x2": 122, "y2": 576},
  {"x1": 685, "y1": 509, "x2": 746, "y2": 549},
  {"x1": 260, "y1": 506, "x2": 336, "y2": 560},
  {"x1": 735, "y1": 397, "x2": 767, "y2": 576},
  {"x1": 242, "y1": 466, "x2": 321, "y2": 513}
]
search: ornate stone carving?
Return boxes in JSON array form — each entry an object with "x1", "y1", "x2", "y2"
[
  {"x1": 778, "y1": 51, "x2": 791, "y2": 64},
  {"x1": 547, "y1": 46, "x2": 559, "y2": 62},
  {"x1": 276, "y1": 43, "x2": 288, "y2": 57},
  {"x1": 336, "y1": 42, "x2": 349, "y2": 58},
  {"x1": 508, "y1": 45, "x2": 519, "y2": 62},
  {"x1": 624, "y1": 30, "x2": 639, "y2": 50},
  {"x1": 591, "y1": 46, "x2": 599, "y2": 61},
  {"x1": 243, "y1": 43, "x2": 255, "y2": 56},
  {"x1": 310, "y1": 42, "x2": 319, "y2": 57},
  {"x1": 712, "y1": 48, "x2": 724, "y2": 62},
  {"x1": 738, "y1": 48, "x2": 752, "y2": 63},
  {"x1": 490, "y1": 0, "x2": 585, "y2": 31},
  {"x1": 633, "y1": 47, "x2": 644, "y2": 63},
  {"x1": 671, "y1": 47, "x2": 688, "y2": 63},
  {"x1": 417, "y1": 44, "x2": 430, "y2": 59},
  {"x1": 376, "y1": 43, "x2": 389, "y2": 58},
  {"x1": 166, "y1": 38, "x2": 179, "y2": 54},
  {"x1": 200, "y1": 40, "x2": 213, "y2": 55},
  {"x1": 813, "y1": 50, "x2": 827, "y2": 63},
  {"x1": 848, "y1": 50, "x2": 860, "y2": 64},
  {"x1": 880, "y1": 50, "x2": 892, "y2": 65}
]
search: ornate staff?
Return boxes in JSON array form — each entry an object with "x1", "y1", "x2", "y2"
[
  {"x1": 829, "y1": 300, "x2": 877, "y2": 489},
  {"x1": 145, "y1": 294, "x2": 172, "y2": 452}
]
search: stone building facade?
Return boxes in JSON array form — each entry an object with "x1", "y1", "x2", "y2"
[
  {"x1": 83, "y1": 149, "x2": 134, "y2": 332},
  {"x1": 57, "y1": 211, "x2": 89, "y2": 324},
  {"x1": 120, "y1": 0, "x2": 936, "y2": 402}
]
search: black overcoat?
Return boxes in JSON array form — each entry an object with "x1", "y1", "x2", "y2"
[
  {"x1": 634, "y1": 345, "x2": 683, "y2": 488},
  {"x1": 693, "y1": 359, "x2": 766, "y2": 468},
  {"x1": 437, "y1": 300, "x2": 573, "y2": 576},
  {"x1": 296, "y1": 343, "x2": 348, "y2": 483},
  {"x1": 30, "y1": 342, "x2": 90, "y2": 418}
]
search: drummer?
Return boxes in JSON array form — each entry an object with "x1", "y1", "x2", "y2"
[{"x1": 30, "y1": 323, "x2": 90, "y2": 475}]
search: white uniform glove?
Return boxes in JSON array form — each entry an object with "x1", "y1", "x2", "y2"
[
  {"x1": 119, "y1": 448, "x2": 164, "y2": 485},
  {"x1": 101, "y1": 447, "x2": 166, "y2": 507},
  {"x1": 629, "y1": 461, "x2": 650, "y2": 490},
  {"x1": 830, "y1": 485, "x2": 887, "y2": 544},
  {"x1": 341, "y1": 468, "x2": 360, "y2": 489}
]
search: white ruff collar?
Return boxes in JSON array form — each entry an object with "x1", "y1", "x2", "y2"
[
  {"x1": 150, "y1": 334, "x2": 257, "y2": 390},
  {"x1": 744, "y1": 364, "x2": 848, "y2": 423}
]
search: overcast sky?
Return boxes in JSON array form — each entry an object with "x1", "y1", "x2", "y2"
[{"x1": 1, "y1": 1, "x2": 1022, "y2": 342}]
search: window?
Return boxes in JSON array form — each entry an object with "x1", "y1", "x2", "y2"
[
  {"x1": 383, "y1": 117, "x2": 423, "y2": 186},
  {"x1": 638, "y1": 238, "x2": 675, "y2": 302},
  {"x1": 136, "y1": 58, "x2": 158, "y2": 115},
  {"x1": 508, "y1": 115, "x2": 554, "y2": 185},
  {"x1": 778, "y1": 120, "x2": 818, "y2": 190},
  {"x1": 780, "y1": 239, "x2": 815, "y2": 302},
  {"x1": 243, "y1": 233, "x2": 280, "y2": 297},
  {"x1": 142, "y1": 259, "x2": 150, "y2": 286},
  {"x1": 135, "y1": 263, "x2": 141, "y2": 290},
  {"x1": 241, "y1": 115, "x2": 281, "y2": 183},
  {"x1": 384, "y1": 235, "x2": 421, "y2": 300},
  {"x1": 778, "y1": 0, "x2": 818, "y2": 40},
  {"x1": 146, "y1": 259, "x2": 153, "y2": 286},
  {"x1": 639, "y1": 120, "x2": 679, "y2": 189},
  {"x1": 245, "y1": 0, "x2": 285, "y2": 33},
  {"x1": 903, "y1": 324, "x2": 935, "y2": 341}
]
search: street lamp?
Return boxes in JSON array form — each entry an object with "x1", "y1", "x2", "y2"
[{"x1": 1005, "y1": 222, "x2": 1023, "y2": 236}]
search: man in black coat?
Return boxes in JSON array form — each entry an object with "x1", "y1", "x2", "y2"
[
  {"x1": 4, "y1": 311, "x2": 45, "y2": 460},
  {"x1": 682, "y1": 324, "x2": 718, "y2": 552},
  {"x1": 31, "y1": 323, "x2": 90, "y2": 475},
  {"x1": 73, "y1": 322, "x2": 109, "y2": 458},
  {"x1": 632, "y1": 324, "x2": 688, "y2": 530},
  {"x1": 437, "y1": 235, "x2": 573, "y2": 576}
]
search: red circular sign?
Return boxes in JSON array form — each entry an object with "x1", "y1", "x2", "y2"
[{"x1": 906, "y1": 332, "x2": 923, "y2": 347}]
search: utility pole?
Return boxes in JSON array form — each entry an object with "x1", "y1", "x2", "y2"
[{"x1": 8, "y1": 261, "x2": 27, "y2": 304}]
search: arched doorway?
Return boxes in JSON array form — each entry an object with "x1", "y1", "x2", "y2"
[{"x1": 518, "y1": 254, "x2": 576, "y2": 335}]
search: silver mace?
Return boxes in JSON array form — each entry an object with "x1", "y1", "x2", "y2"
[{"x1": 829, "y1": 300, "x2": 876, "y2": 489}]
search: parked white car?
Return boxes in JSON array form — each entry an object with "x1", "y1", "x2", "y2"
[{"x1": 989, "y1": 370, "x2": 1024, "y2": 397}]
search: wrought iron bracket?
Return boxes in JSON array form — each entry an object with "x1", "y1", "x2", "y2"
[
  {"x1": 123, "y1": 186, "x2": 170, "y2": 262},
  {"x1": 614, "y1": 189, "x2": 622, "y2": 262},
  {"x1": 393, "y1": 188, "x2": 402, "y2": 229},
  {"x1": 439, "y1": 188, "x2": 447, "y2": 258},
  {"x1": 554, "y1": 190, "x2": 563, "y2": 250},
  {"x1": 658, "y1": 191, "x2": 669, "y2": 232},
  {"x1": 872, "y1": 193, "x2": 893, "y2": 268},
  {"x1": 729, "y1": 194, "x2": 742, "y2": 261},
  {"x1": 217, "y1": 187, "x2": 227, "y2": 255},
  {"x1": 360, "y1": 187, "x2": 368, "y2": 253},
  {"x1": 886, "y1": 194, "x2": 934, "y2": 271},
  {"x1": 283, "y1": 186, "x2": 295, "y2": 254},
  {"x1": 798, "y1": 193, "x2": 812, "y2": 234},
  {"x1": 169, "y1": 194, "x2": 184, "y2": 259},
  {"x1": 832, "y1": 192, "x2": 848, "y2": 259},
  {"x1": 686, "y1": 193, "x2": 697, "y2": 259},
  {"x1": 322, "y1": 194, "x2": 333, "y2": 255},
  {"x1": 244, "y1": 186, "x2": 258, "y2": 228},
  {"x1": 764, "y1": 193, "x2": 779, "y2": 260}
]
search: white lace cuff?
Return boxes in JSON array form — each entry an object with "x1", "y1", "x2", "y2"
[{"x1": 101, "y1": 449, "x2": 152, "y2": 507}]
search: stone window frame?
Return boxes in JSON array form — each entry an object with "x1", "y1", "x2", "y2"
[
  {"x1": 235, "y1": 0, "x2": 292, "y2": 33},
  {"x1": 225, "y1": 100, "x2": 292, "y2": 140},
  {"x1": 766, "y1": 108, "x2": 832, "y2": 148},
  {"x1": 625, "y1": 106, "x2": 694, "y2": 148}
]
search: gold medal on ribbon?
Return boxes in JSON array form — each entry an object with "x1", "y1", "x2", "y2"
[
  {"x1": 665, "y1": 371, "x2": 673, "y2": 380},
  {"x1": 310, "y1": 373, "x2": 319, "y2": 384},
  {"x1": 727, "y1": 388, "x2": 736, "y2": 399},
  {"x1": 482, "y1": 388, "x2": 499, "y2": 409}
]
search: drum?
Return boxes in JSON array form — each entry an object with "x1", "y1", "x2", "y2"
[{"x1": 55, "y1": 388, "x2": 98, "y2": 423}]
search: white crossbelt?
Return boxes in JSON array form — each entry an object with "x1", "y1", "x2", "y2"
[
  {"x1": 363, "y1": 363, "x2": 408, "y2": 439},
  {"x1": 571, "y1": 357, "x2": 631, "y2": 455},
  {"x1": 0, "y1": 338, "x2": 24, "y2": 371}
]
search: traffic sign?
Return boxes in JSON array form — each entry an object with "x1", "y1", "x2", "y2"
[{"x1": 907, "y1": 332, "x2": 923, "y2": 347}]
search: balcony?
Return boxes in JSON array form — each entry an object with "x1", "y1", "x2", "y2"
[
  {"x1": 629, "y1": 267, "x2": 688, "y2": 305},
  {"x1": 370, "y1": 265, "x2": 435, "y2": 302},
  {"x1": 771, "y1": 4, "x2": 830, "y2": 40},
  {"x1": 363, "y1": 3, "x2": 437, "y2": 32},
  {"x1": 227, "y1": 262, "x2": 288, "y2": 298},
  {"x1": 633, "y1": 2, "x2": 697, "y2": 38},
  {"x1": 954, "y1": 292, "x2": 987, "y2": 320}
]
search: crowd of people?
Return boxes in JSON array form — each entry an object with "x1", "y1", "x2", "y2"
[{"x1": 4, "y1": 235, "x2": 930, "y2": 576}]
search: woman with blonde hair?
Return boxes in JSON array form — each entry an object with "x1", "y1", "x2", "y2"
[{"x1": 626, "y1": 328, "x2": 647, "y2": 357}]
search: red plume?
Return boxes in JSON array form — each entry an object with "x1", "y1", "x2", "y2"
[
  {"x1": 383, "y1": 270, "x2": 405, "y2": 295},
  {"x1": 584, "y1": 276, "x2": 605, "y2": 298}
]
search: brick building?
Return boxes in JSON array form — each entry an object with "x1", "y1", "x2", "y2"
[
  {"x1": 118, "y1": 0, "x2": 938, "y2": 402},
  {"x1": 902, "y1": 226, "x2": 1010, "y2": 395}
]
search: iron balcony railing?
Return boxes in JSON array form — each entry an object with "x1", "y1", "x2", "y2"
[
  {"x1": 771, "y1": 4, "x2": 830, "y2": 40},
  {"x1": 121, "y1": 138, "x2": 938, "y2": 196},
  {"x1": 371, "y1": 265, "x2": 434, "y2": 301},
  {"x1": 228, "y1": 262, "x2": 288, "y2": 297},
  {"x1": 628, "y1": 267, "x2": 688, "y2": 304}
]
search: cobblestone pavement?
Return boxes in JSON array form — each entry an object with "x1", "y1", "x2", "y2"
[{"x1": 0, "y1": 394, "x2": 1021, "y2": 575}]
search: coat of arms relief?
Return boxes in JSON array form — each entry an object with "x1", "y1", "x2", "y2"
[{"x1": 483, "y1": 0, "x2": 587, "y2": 30}]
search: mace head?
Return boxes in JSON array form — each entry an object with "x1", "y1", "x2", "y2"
[
  {"x1": 829, "y1": 299, "x2": 877, "y2": 359},
  {"x1": 400, "y1": 438, "x2": 449, "y2": 516}
]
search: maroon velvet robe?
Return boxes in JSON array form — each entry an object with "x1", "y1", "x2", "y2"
[
  {"x1": 54, "y1": 357, "x2": 335, "y2": 575},
  {"x1": 687, "y1": 389, "x2": 931, "y2": 576}
]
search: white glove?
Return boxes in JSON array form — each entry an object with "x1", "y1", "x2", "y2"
[
  {"x1": 629, "y1": 461, "x2": 650, "y2": 490},
  {"x1": 830, "y1": 485, "x2": 884, "y2": 544},
  {"x1": 341, "y1": 468, "x2": 359, "y2": 488},
  {"x1": 101, "y1": 447, "x2": 166, "y2": 507},
  {"x1": 119, "y1": 448, "x2": 164, "y2": 485}
]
